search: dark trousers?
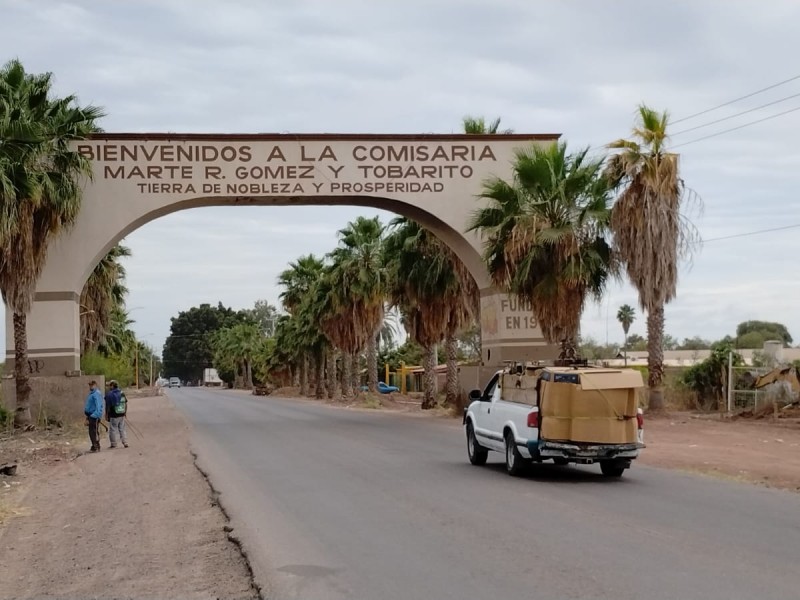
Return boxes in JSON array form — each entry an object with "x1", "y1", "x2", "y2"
[{"x1": 87, "y1": 417, "x2": 100, "y2": 449}]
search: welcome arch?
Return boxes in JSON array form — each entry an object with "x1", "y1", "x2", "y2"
[{"x1": 5, "y1": 133, "x2": 559, "y2": 377}]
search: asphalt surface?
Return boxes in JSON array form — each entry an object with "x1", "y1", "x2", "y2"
[{"x1": 170, "y1": 387, "x2": 800, "y2": 600}]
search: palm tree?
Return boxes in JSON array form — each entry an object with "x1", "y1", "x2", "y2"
[
  {"x1": 213, "y1": 322, "x2": 263, "y2": 390},
  {"x1": 462, "y1": 116, "x2": 513, "y2": 135},
  {"x1": 80, "y1": 244, "x2": 131, "y2": 353},
  {"x1": 384, "y1": 217, "x2": 477, "y2": 408},
  {"x1": 326, "y1": 216, "x2": 386, "y2": 394},
  {"x1": 0, "y1": 59, "x2": 104, "y2": 425},
  {"x1": 469, "y1": 141, "x2": 614, "y2": 361},
  {"x1": 278, "y1": 254, "x2": 325, "y2": 390},
  {"x1": 606, "y1": 105, "x2": 700, "y2": 410},
  {"x1": 616, "y1": 304, "x2": 635, "y2": 366}
]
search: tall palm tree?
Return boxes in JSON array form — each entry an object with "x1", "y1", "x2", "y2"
[
  {"x1": 327, "y1": 216, "x2": 386, "y2": 394},
  {"x1": 80, "y1": 243, "x2": 131, "y2": 353},
  {"x1": 277, "y1": 254, "x2": 325, "y2": 390},
  {"x1": 462, "y1": 116, "x2": 513, "y2": 135},
  {"x1": 0, "y1": 59, "x2": 104, "y2": 425},
  {"x1": 606, "y1": 105, "x2": 699, "y2": 409},
  {"x1": 469, "y1": 141, "x2": 614, "y2": 361},
  {"x1": 616, "y1": 304, "x2": 635, "y2": 366},
  {"x1": 384, "y1": 218, "x2": 477, "y2": 408}
]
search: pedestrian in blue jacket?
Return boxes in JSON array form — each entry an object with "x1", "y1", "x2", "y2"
[{"x1": 84, "y1": 380, "x2": 104, "y2": 452}]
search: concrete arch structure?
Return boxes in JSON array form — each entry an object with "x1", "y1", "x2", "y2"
[{"x1": 5, "y1": 133, "x2": 559, "y2": 377}]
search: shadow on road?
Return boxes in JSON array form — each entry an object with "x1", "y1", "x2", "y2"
[{"x1": 464, "y1": 461, "x2": 638, "y2": 485}]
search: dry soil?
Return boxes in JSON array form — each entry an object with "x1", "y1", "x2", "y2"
[{"x1": 0, "y1": 395, "x2": 258, "y2": 600}]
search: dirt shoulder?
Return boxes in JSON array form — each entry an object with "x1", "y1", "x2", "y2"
[
  {"x1": 0, "y1": 395, "x2": 258, "y2": 600},
  {"x1": 639, "y1": 413, "x2": 800, "y2": 491}
]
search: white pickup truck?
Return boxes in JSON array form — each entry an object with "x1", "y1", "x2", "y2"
[{"x1": 463, "y1": 366, "x2": 645, "y2": 477}]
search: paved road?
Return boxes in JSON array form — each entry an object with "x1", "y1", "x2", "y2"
[{"x1": 171, "y1": 387, "x2": 800, "y2": 600}]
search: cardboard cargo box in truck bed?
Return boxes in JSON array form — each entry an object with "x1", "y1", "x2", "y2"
[{"x1": 539, "y1": 368, "x2": 643, "y2": 445}]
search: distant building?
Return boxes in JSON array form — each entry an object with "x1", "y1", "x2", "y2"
[{"x1": 608, "y1": 344, "x2": 800, "y2": 367}]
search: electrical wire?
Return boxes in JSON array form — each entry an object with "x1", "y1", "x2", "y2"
[
  {"x1": 672, "y1": 104, "x2": 800, "y2": 149},
  {"x1": 702, "y1": 222, "x2": 800, "y2": 243},
  {"x1": 670, "y1": 74, "x2": 800, "y2": 124},
  {"x1": 671, "y1": 91, "x2": 800, "y2": 136}
]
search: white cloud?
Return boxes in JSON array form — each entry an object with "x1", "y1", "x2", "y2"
[{"x1": 2, "y1": 0, "x2": 800, "y2": 355}]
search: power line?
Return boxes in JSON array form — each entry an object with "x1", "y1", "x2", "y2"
[
  {"x1": 671, "y1": 91, "x2": 800, "y2": 136},
  {"x1": 671, "y1": 74, "x2": 800, "y2": 124},
  {"x1": 588, "y1": 74, "x2": 800, "y2": 156},
  {"x1": 671, "y1": 104, "x2": 800, "y2": 149},
  {"x1": 703, "y1": 222, "x2": 800, "y2": 243}
]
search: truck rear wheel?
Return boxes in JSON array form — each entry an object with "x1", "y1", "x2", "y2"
[
  {"x1": 505, "y1": 432, "x2": 526, "y2": 477},
  {"x1": 466, "y1": 423, "x2": 488, "y2": 466},
  {"x1": 600, "y1": 460, "x2": 626, "y2": 477}
]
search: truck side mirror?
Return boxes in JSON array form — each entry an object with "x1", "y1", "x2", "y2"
[{"x1": 469, "y1": 389, "x2": 482, "y2": 401}]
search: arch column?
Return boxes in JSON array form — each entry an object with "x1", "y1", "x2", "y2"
[
  {"x1": 479, "y1": 288, "x2": 555, "y2": 365},
  {"x1": 4, "y1": 292, "x2": 81, "y2": 377}
]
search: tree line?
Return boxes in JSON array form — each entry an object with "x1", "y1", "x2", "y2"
[{"x1": 196, "y1": 111, "x2": 704, "y2": 412}]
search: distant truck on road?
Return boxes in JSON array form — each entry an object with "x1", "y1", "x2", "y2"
[
  {"x1": 203, "y1": 368, "x2": 224, "y2": 387},
  {"x1": 463, "y1": 364, "x2": 645, "y2": 477}
]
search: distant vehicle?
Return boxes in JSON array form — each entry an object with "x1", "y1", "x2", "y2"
[
  {"x1": 203, "y1": 368, "x2": 224, "y2": 387},
  {"x1": 168, "y1": 377, "x2": 181, "y2": 388},
  {"x1": 360, "y1": 381, "x2": 400, "y2": 394},
  {"x1": 463, "y1": 365, "x2": 644, "y2": 477}
]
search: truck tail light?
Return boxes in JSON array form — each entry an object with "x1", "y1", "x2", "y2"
[
  {"x1": 636, "y1": 413, "x2": 644, "y2": 429},
  {"x1": 527, "y1": 411, "x2": 539, "y2": 428}
]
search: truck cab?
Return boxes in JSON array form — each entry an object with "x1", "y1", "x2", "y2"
[{"x1": 463, "y1": 365, "x2": 645, "y2": 477}]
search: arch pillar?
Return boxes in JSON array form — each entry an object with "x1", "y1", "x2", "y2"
[
  {"x1": 4, "y1": 292, "x2": 82, "y2": 377},
  {"x1": 479, "y1": 288, "x2": 554, "y2": 365}
]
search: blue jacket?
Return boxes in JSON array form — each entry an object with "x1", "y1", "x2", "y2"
[{"x1": 84, "y1": 388, "x2": 104, "y2": 419}]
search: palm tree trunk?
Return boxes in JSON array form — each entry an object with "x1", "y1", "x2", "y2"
[
  {"x1": 445, "y1": 334, "x2": 459, "y2": 406},
  {"x1": 422, "y1": 344, "x2": 437, "y2": 410},
  {"x1": 367, "y1": 335, "x2": 378, "y2": 393},
  {"x1": 623, "y1": 333, "x2": 628, "y2": 366},
  {"x1": 300, "y1": 353, "x2": 309, "y2": 396},
  {"x1": 12, "y1": 312, "x2": 32, "y2": 427},
  {"x1": 351, "y1": 353, "x2": 360, "y2": 397},
  {"x1": 558, "y1": 337, "x2": 578, "y2": 364},
  {"x1": 245, "y1": 359, "x2": 253, "y2": 390},
  {"x1": 327, "y1": 348, "x2": 340, "y2": 400},
  {"x1": 315, "y1": 351, "x2": 325, "y2": 399},
  {"x1": 647, "y1": 304, "x2": 666, "y2": 411},
  {"x1": 342, "y1": 353, "x2": 353, "y2": 399},
  {"x1": 291, "y1": 363, "x2": 300, "y2": 388}
]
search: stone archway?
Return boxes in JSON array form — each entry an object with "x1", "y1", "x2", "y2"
[{"x1": 4, "y1": 133, "x2": 559, "y2": 377}]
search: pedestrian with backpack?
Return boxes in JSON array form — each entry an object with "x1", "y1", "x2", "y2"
[{"x1": 105, "y1": 380, "x2": 129, "y2": 448}]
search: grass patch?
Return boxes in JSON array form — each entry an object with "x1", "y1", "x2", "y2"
[
  {"x1": 361, "y1": 395, "x2": 382, "y2": 409},
  {"x1": 0, "y1": 497, "x2": 31, "y2": 526}
]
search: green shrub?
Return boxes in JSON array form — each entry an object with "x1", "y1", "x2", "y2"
[
  {"x1": 81, "y1": 351, "x2": 135, "y2": 387},
  {"x1": 0, "y1": 402, "x2": 11, "y2": 429}
]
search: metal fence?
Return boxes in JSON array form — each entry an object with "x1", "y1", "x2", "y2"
[
  {"x1": 728, "y1": 365, "x2": 768, "y2": 412},
  {"x1": 727, "y1": 363, "x2": 799, "y2": 413}
]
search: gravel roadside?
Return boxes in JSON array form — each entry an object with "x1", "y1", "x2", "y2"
[{"x1": 0, "y1": 394, "x2": 259, "y2": 600}]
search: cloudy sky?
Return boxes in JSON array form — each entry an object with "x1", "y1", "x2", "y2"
[{"x1": 2, "y1": 0, "x2": 800, "y2": 355}]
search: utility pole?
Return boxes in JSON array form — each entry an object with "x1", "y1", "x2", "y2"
[
  {"x1": 149, "y1": 353, "x2": 154, "y2": 388},
  {"x1": 135, "y1": 346, "x2": 139, "y2": 389}
]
